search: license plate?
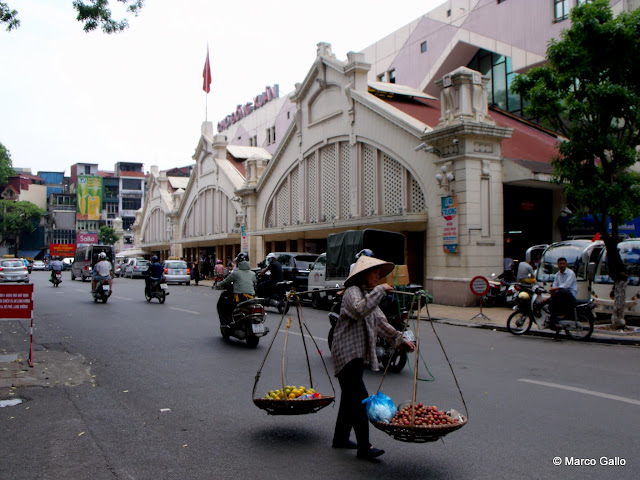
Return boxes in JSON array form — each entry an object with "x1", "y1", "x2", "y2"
[
  {"x1": 8, "y1": 276, "x2": 17, "y2": 280},
  {"x1": 160, "y1": 284, "x2": 168, "y2": 290},
  {"x1": 402, "y1": 330, "x2": 416, "y2": 342},
  {"x1": 252, "y1": 323, "x2": 265, "y2": 334},
  {"x1": 103, "y1": 285, "x2": 110, "y2": 291}
]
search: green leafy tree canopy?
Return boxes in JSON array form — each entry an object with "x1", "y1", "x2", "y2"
[
  {"x1": 98, "y1": 225, "x2": 119, "y2": 245},
  {"x1": 511, "y1": 0, "x2": 640, "y2": 328},
  {"x1": 1, "y1": 0, "x2": 144, "y2": 33},
  {"x1": 0, "y1": 141, "x2": 16, "y2": 185},
  {"x1": 0, "y1": 200, "x2": 44, "y2": 255}
]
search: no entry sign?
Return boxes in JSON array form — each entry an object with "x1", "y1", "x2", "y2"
[{"x1": 470, "y1": 276, "x2": 490, "y2": 297}]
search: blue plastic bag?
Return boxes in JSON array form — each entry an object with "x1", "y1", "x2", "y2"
[{"x1": 362, "y1": 392, "x2": 397, "y2": 423}]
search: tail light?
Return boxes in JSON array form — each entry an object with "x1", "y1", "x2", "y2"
[
  {"x1": 187, "y1": 268, "x2": 191, "y2": 274},
  {"x1": 164, "y1": 268, "x2": 168, "y2": 274},
  {"x1": 249, "y1": 304, "x2": 264, "y2": 315}
]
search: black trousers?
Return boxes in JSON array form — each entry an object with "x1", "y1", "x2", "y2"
[
  {"x1": 333, "y1": 358, "x2": 370, "y2": 451},
  {"x1": 549, "y1": 288, "x2": 575, "y2": 320}
]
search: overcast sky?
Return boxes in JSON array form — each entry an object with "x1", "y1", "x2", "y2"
[{"x1": 1, "y1": 0, "x2": 443, "y2": 176}]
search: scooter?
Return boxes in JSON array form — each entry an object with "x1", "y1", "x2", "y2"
[
  {"x1": 507, "y1": 284, "x2": 595, "y2": 340},
  {"x1": 218, "y1": 286, "x2": 269, "y2": 348},
  {"x1": 256, "y1": 276, "x2": 293, "y2": 315},
  {"x1": 327, "y1": 293, "x2": 415, "y2": 373},
  {"x1": 92, "y1": 279, "x2": 112, "y2": 303},
  {"x1": 50, "y1": 270, "x2": 62, "y2": 287},
  {"x1": 145, "y1": 278, "x2": 169, "y2": 304}
]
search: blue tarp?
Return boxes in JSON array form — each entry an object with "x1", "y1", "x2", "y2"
[{"x1": 18, "y1": 250, "x2": 42, "y2": 259}]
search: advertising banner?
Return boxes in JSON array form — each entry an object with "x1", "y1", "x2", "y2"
[
  {"x1": 0, "y1": 283, "x2": 34, "y2": 320},
  {"x1": 77, "y1": 232, "x2": 98, "y2": 244},
  {"x1": 241, "y1": 225, "x2": 248, "y2": 253},
  {"x1": 50, "y1": 243, "x2": 76, "y2": 257},
  {"x1": 76, "y1": 176, "x2": 103, "y2": 220},
  {"x1": 441, "y1": 195, "x2": 459, "y2": 253}
]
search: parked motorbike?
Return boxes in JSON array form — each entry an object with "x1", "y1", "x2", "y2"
[
  {"x1": 507, "y1": 284, "x2": 595, "y2": 340},
  {"x1": 327, "y1": 293, "x2": 415, "y2": 373},
  {"x1": 92, "y1": 279, "x2": 112, "y2": 303},
  {"x1": 218, "y1": 287, "x2": 269, "y2": 348},
  {"x1": 482, "y1": 273, "x2": 514, "y2": 307},
  {"x1": 145, "y1": 278, "x2": 169, "y2": 304},
  {"x1": 256, "y1": 276, "x2": 293, "y2": 314},
  {"x1": 50, "y1": 270, "x2": 62, "y2": 287}
]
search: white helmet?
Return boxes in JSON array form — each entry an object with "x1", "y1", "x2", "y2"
[
  {"x1": 98, "y1": 252, "x2": 107, "y2": 259},
  {"x1": 266, "y1": 253, "x2": 277, "y2": 263}
]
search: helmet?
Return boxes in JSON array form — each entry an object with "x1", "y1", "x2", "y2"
[
  {"x1": 152, "y1": 255, "x2": 158, "y2": 262},
  {"x1": 516, "y1": 291, "x2": 531, "y2": 304},
  {"x1": 266, "y1": 253, "x2": 277, "y2": 264},
  {"x1": 355, "y1": 249, "x2": 374, "y2": 261},
  {"x1": 98, "y1": 252, "x2": 106, "y2": 259},
  {"x1": 236, "y1": 252, "x2": 249, "y2": 263}
]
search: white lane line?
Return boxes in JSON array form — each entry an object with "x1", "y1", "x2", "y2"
[
  {"x1": 518, "y1": 378, "x2": 640, "y2": 406},
  {"x1": 278, "y1": 329, "x2": 327, "y2": 343},
  {"x1": 112, "y1": 296, "x2": 133, "y2": 300},
  {"x1": 169, "y1": 307, "x2": 200, "y2": 315}
]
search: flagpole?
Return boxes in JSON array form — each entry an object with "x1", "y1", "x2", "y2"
[{"x1": 203, "y1": 44, "x2": 212, "y2": 122}]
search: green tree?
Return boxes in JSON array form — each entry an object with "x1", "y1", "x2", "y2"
[
  {"x1": 0, "y1": 200, "x2": 44, "y2": 255},
  {"x1": 1, "y1": 0, "x2": 144, "y2": 33},
  {"x1": 0, "y1": 141, "x2": 16, "y2": 185},
  {"x1": 98, "y1": 225, "x2": 119, "y2": 245},
  {"x1": 511, "y1": 0, "x2": 640, "y2": 329}
]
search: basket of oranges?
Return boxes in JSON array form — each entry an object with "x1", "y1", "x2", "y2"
[{"x1": 253, "y1": 385, "x2": 334, "y2": 415}]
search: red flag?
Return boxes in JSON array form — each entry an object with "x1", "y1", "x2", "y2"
[
  {"x1": 202, "y1": 47, "x2": 211, "y2": 94},
  {"x1": 592, "y1": 232, "x2": 600, "y2": 241}
]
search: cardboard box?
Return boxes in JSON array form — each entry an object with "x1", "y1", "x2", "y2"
[{"x1": 379, "y1": 264, "x2": 410, "y2": 286}]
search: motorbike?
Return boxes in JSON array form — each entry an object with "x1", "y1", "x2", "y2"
[
  {"x1": 482, "y1": 272, "x2": 514, "y2": 307},
  {"x1": 92, "y1": 279, "x2": 112, "y2": 303},
  {"x1": 50, "y1": 270, "x2": 62, "y2": 287},
  {"x1": 256, "y1": 275, "x2": 293, "y2": 315},
  {"x1": 145, "y1": 277, "x2": 169, "y2": 304},
  {"x1": 507, "y1": 284, "x2": 595, "y2": 340},
  {"x1": 218, "y1": 287, "x2": 269, "y2": 348},
  {"x1": 327, "y1": 293, "x2": 415, "y2": 373}
]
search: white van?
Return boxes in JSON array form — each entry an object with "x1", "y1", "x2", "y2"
[{"x1": 71, "y1": 244, "x2": 115, "y2": 282}]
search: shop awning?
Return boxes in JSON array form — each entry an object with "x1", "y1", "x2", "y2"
[{"x1": 18, "y1": 250, "x2": 42, "y2": 259}]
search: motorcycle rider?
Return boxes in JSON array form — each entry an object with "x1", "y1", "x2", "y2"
[
  {"x1": 516, "y1": 259, "x2": 535, "y2": 284},
  {"x1": 92, "y1": 252, "x2": 113, "y2": 292},
  {"x1": 349, "y1": 249, "x2": 374, "y2": 274},
  {"x1": 49, "y1": 256, "x2": 64, "y2": 283},
  {"x1": 547, "y1": 257, "x2": 577, "y2": 331},
  {"x1": 145, "y1": 256, "x2": 164, "y2": 294},
  {"x1": 217, "y1": 253, "x2": 256, "y2": 324},
  {"x1": 257, "y1": 252, "x2": 283, "y2": 298}
]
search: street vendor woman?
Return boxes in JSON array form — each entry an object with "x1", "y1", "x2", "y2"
[{"x1": 331, "y1": 255, "x2": 415, "y2": 461}]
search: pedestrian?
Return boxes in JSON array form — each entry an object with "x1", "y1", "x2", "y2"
[
  {"x1": 331, "y1": 255, "x2": 415, "y2": 460},
  {"x1": 192, "y1": 261, "x2": 200, "y2": 286}
]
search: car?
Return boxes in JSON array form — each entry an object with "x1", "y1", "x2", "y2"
[
  {"x1": 62, "y1": 257, "x2": 74, "y2": 271},
  {"x1": 31, "y1": 260, "x2": 47, "y2": 271},
  {"x1": 0, "y1": 258, "x2": 30, "y2": 283},
  {"x1": 162, "y1": 260, "x2": 191, "y2": 285},
  {"x1": 125, "y1": 258, "x2": 150, "y2": 279},
  {"x1": 258, "y1": 252, "x2": 320, "y2": 291}
]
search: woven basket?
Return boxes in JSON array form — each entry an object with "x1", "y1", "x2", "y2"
[
  {"x1": 253, "y1": 396, "x2": 335, "y2": 416},
  {"x1": 371, "y1": 415, "x2": 467, "y2": 443}
]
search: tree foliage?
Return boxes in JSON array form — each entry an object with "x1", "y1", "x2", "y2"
[
  {"x1": 0, "y1": 200, "x2": 44, "y2": 255},
  {"x1": 0, "y1": 141, "x2": 16, "y2": 185},
  {"x1": 511, "y1": 0, "x2": 640, "y2": 328},
  {"x1": 1, "y1": 0, "x2": 144, "y2": 33},
  {"x1": 98, "y1": 225, "x2": 119, "y2": 245}
]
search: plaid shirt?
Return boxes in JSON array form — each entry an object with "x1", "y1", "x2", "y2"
[{"x1": 331, "y1": 285, "x2": 403, "y2": 376}]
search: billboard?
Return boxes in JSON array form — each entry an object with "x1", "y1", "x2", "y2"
[
  {"x1": 76, "y1": 175, "x2": 102, "y2": 220},
  {"x1": 50, "y1": 243, "x2": 76, "y2": 257},
  {"x1": 77, "y1": 232, "x2": 98, "y2": 244}
]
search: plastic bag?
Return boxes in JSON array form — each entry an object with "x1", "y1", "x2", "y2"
[{"x1": 362, "y1": 392, "x2": 397, "y2": 423}]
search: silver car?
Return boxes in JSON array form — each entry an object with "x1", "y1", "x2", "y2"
[
  {"x1": 0, "y1": 259, "x2": 30, "y2": 283},
  {"x1": 162, "y1": 260, "x2": 191, "y2": 285}
]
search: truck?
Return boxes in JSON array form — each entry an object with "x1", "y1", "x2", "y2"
[{"x1": 307, "y1": 229, "x2": 410, "y2": 309}]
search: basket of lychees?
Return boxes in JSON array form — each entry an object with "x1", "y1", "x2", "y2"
[{"x1": 371, "y1": 402, "x2": 467, "y2": 443}]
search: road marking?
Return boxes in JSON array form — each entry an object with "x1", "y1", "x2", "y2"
[
  {"x1": 518, "y1": 379, "x2": 640, "y2": 406},
  {"x1": 169, "y1": 307, "x2": 200, "y2": 315},
  {"x1": 278, "y1": 329, "x2": 327, "y2": 342}
]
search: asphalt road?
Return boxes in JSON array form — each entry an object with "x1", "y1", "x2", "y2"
[{"x1": 1, "y1": 271, "x2": 639, "y2": 479}]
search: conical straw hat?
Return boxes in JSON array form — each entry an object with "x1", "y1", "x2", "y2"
[{"x1": 344, "y1": 256, "x2": 395, "y2": 287}]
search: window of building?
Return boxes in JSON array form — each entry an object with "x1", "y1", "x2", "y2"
[
  {"x1": 271, "y1": 126, "x2": 276, "y2": 144},
  {"x1": 420, "y1": 41, "x2": 427, "y2": 53},
  {"x1": 497, "y1": 0, "x2": 508, "y2": 3},
  {"x1": 122, "y1": 197, "x2": 142, "y2": 210},
  {"x1": 287, "y1": 111, "x2": 291, "y2": 120},
  {"x1": 576, "y1": 0, "x2": 591, "y2": 5},
  {"x1": 447, "y1": 9, "x2": 451, "y2": 16},
  {"x1": 121, "y1": 179, "x2": 141, "y2": 190},
  {"x1": 252, "y1": 135, "x2": 257, "y2": 146},
  {"x1": 388, "y1": 69, "x2": 396, "y2": 84},
  {"x1": 84, "y1": 165, "x2": 91, "y2": 174},
  {"x1": 377, "y1": 73, "x2": 385, "y2": 82},
  {"x1": 554, "y1": 0, "x2": 569, "y2": 21}
]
